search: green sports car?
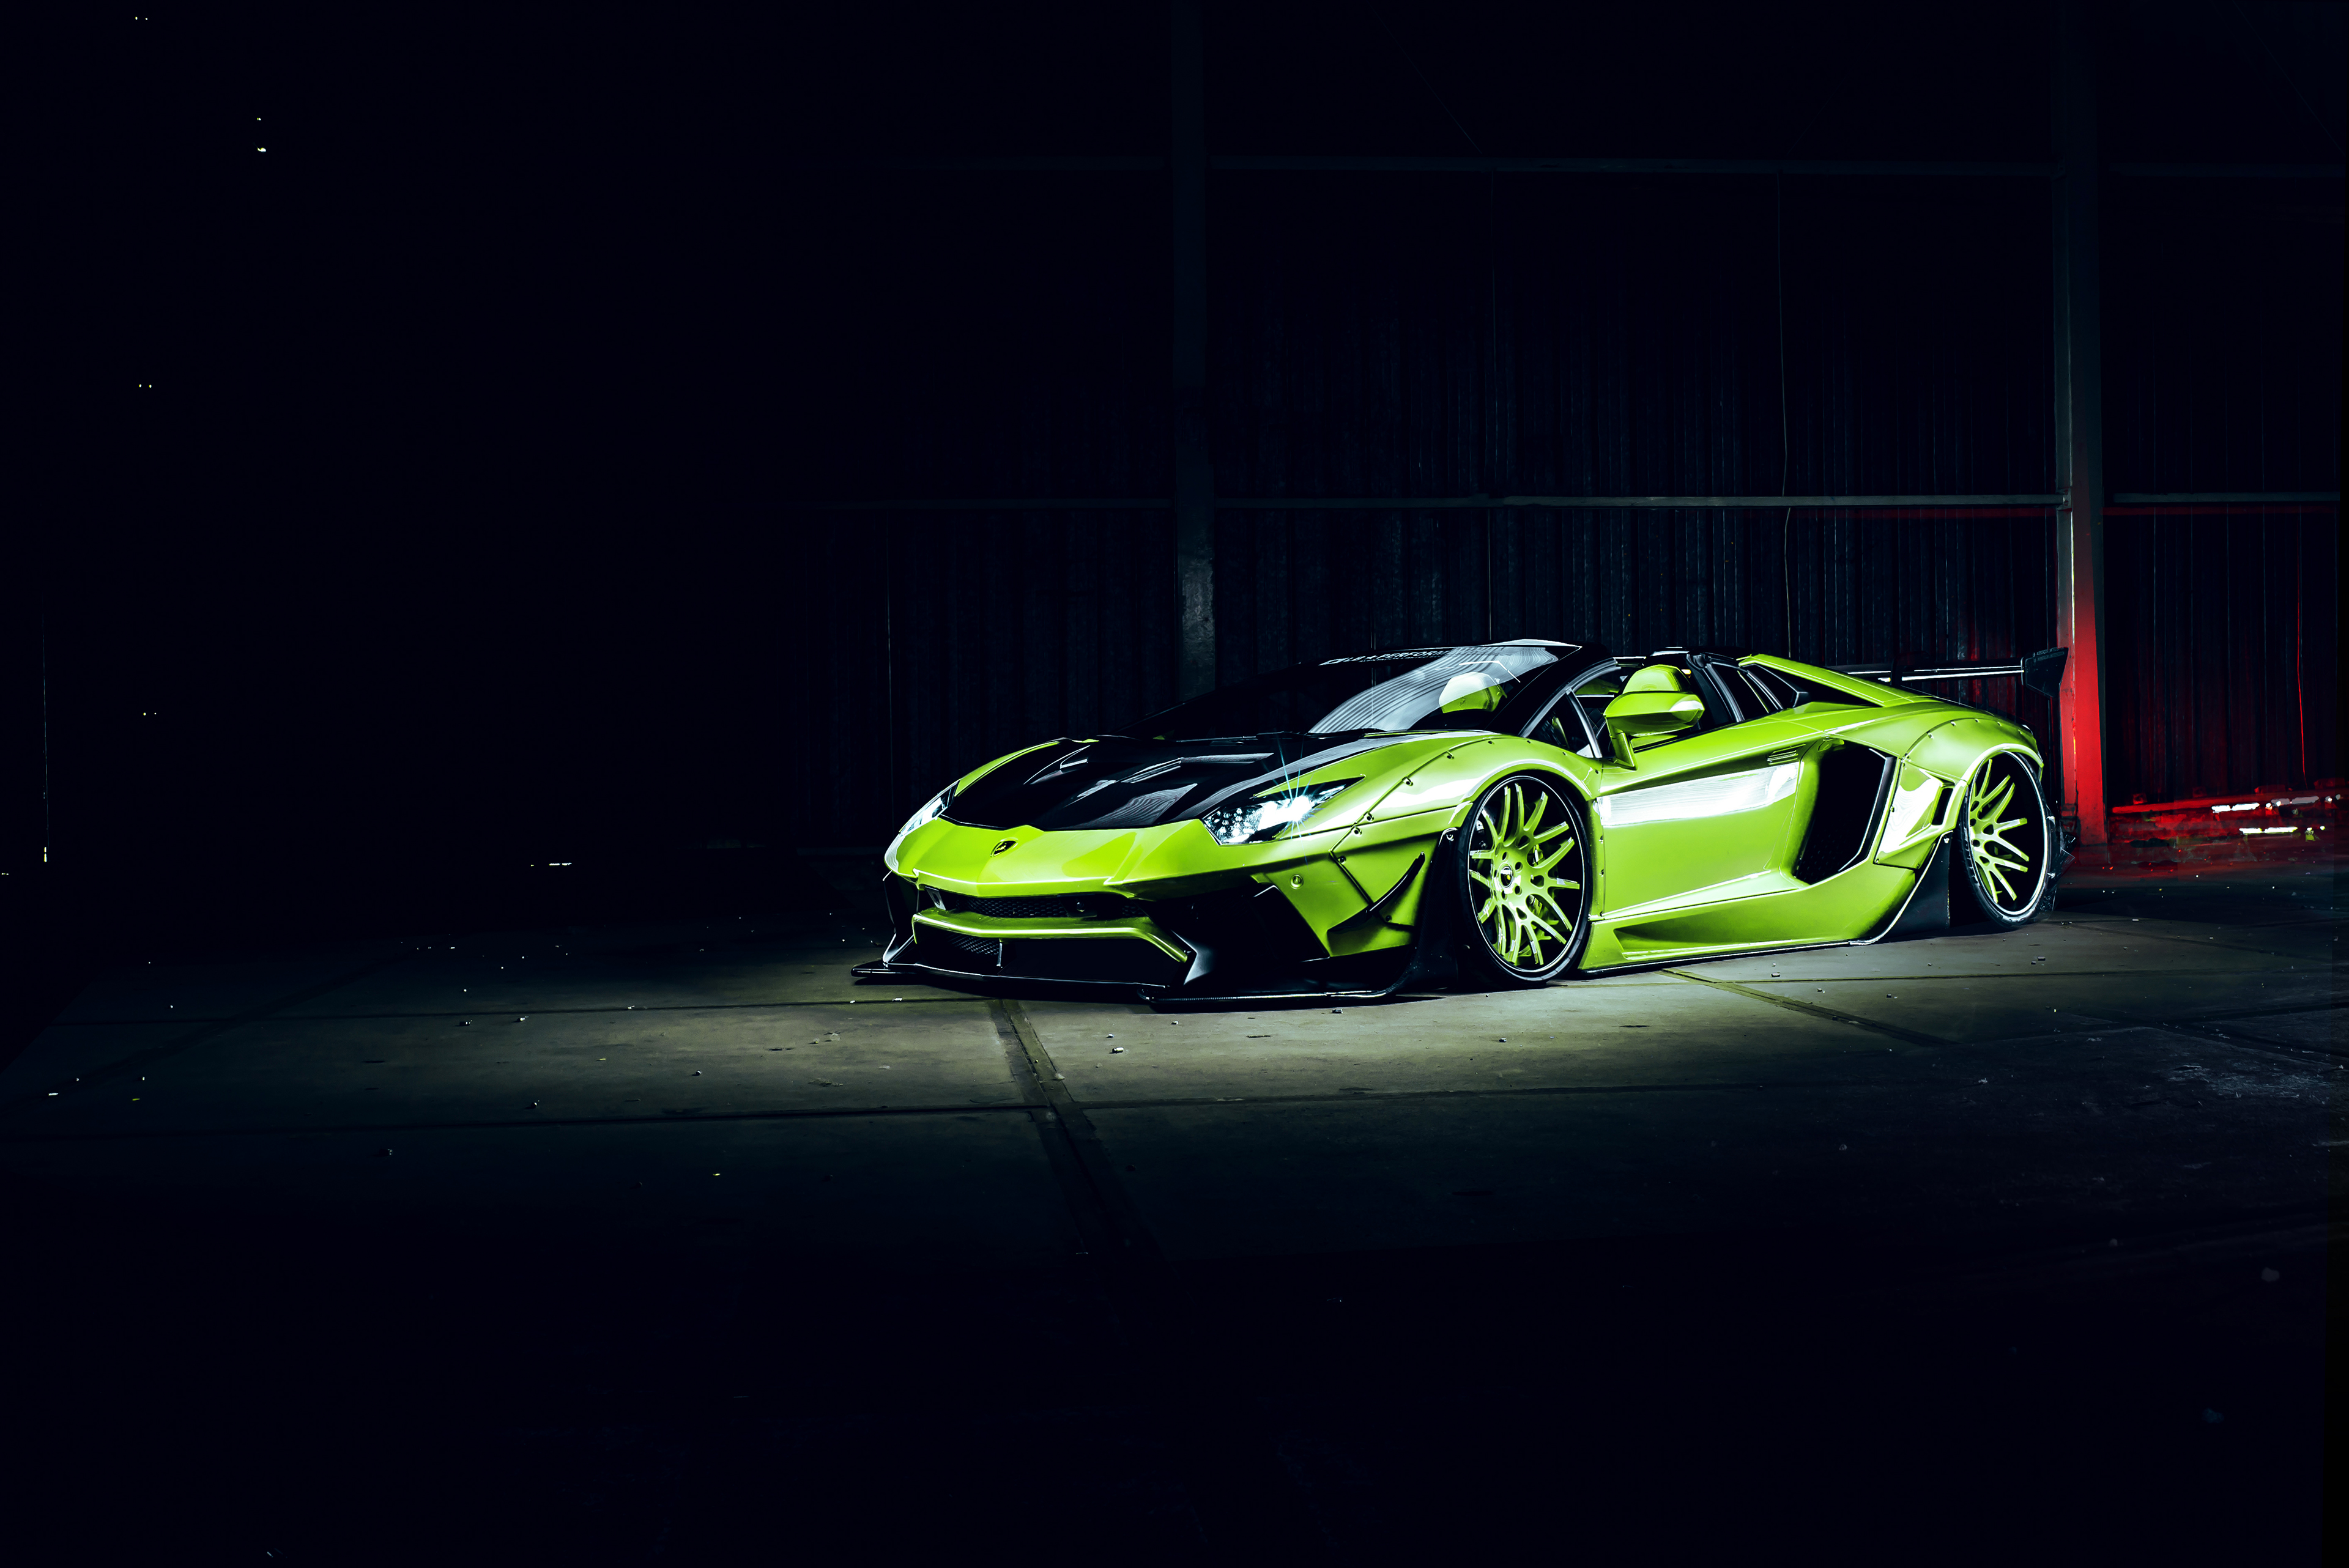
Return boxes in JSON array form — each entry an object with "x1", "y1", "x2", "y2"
[{"x1": 854, "y1": 640, "x2": 2071, "y2": 1002}]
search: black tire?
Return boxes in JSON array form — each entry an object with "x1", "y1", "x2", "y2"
[
  {"x1": 1456, "y1": 773, "x2": 1592, "y2": 987},
  {"x1": 1951, "y1": 751, "x2": 2052, "y2": 928}
]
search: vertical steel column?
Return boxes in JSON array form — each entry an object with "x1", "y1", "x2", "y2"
[
  {"x1": 2052, "y1": 0, "x2": 2109, "y2": 846},
  {"x1": 1171, "y1": 0, "x2": 1215, "y2": 697}
]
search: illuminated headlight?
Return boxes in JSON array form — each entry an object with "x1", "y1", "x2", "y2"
[
  {"x1": 896, "y1": 783, "x2": 956, "y2": 840},
  {"x1": 1202, "y1": 779, "x2": 1359, "y2": 845}
]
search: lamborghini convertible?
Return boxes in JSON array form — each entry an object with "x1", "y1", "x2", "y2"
[{"x1": 853, "y1": 640, "x2": 2070, "y2": 1001}]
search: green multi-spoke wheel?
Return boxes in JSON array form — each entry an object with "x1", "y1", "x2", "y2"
[
  {"x1": 1458, "y1": 774, "x2": 1591, "y2": 986},
  {"x1": 1953, "y1": 752, "x2": 2050, "y2": 927}
]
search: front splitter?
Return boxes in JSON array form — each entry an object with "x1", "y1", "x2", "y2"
[{"x1": 848, "y1": 957, "x2": 1405, "y2": 1005}]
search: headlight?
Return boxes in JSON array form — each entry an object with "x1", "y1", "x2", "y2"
[
  {"x1": 1201, "y1": 778, "x2": 1359, "y2": 845},
  {"x1": 896, "y1": 783, "x2": 956, "y2": 840}
]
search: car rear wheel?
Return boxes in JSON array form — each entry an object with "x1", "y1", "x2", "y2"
[
  {"x1": 1457, "y1": 774, "x2": 1591, "y2": 986},
  {"x1": 1952, "y1": 752, "x2": 2051, "y2": 928}
]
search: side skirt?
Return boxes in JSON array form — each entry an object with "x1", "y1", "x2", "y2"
[{"x1": 1568, "y1": 845, "x2": 1946, "y2": 980}]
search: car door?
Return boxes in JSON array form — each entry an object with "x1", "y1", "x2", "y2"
[{"x1": 1586, "y1": 663, "x2": 1822, "y2": 916}]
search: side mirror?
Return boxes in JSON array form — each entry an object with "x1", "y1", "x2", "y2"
[{"x1": 1601, "y1": 691, "x2": 1704, "y2": 766}]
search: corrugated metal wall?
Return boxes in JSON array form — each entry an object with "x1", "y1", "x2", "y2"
[
  {"x1": 1204, "y1": 171, "x2": 2067, "y2": 795},
  {"x1": 1211, "y1": 512, "x2": 2058, "y2": 691},
  {"x1": 1209, "y1": 508, "x2": 2059, "y2": 797},
  {"x1": 1211, "y1": 174, "x2": 2057, "y2": 499},
  {"x1": 785, "y1": 174, "x2": 1181, "y2": 843},
  {"x1": 2104, "y1": 188, "x2": 2341, "y2": 495},
  {"x1": 779, "y1": 512, "x2": 1179, "y2": 845},
  {"x1": 2105, "y1": 514, "x2": 2339, "y2": 803},
  {"x1": 878, "y1": 511, "x2": 1180, "y2": 823},
  {"x1": 2100, "y1": 178, "x2": 2342, "y2": 802},
  {"x1": 789, "y1": 169, "x2": 2336, "y2": 844}
]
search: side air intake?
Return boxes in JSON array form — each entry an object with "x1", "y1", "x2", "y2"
[{"x1": 1794, "y1": 745, "x2": 1898, "y2": 883}]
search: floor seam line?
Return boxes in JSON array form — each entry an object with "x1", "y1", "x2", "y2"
[{"x1": 1662, "y1": 967, "x2": 1953, "y2": 1049}]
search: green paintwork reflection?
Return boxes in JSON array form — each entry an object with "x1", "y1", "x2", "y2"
[{"x1": 1592, "y1": 714, "x2": 1817, "y2": 912}]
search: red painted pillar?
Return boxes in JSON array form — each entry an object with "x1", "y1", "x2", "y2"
[{"x1": 2052, "y1": 0, "x2": 2109, "y2": 847}]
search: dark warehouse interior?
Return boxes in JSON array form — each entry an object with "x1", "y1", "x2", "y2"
[{"x1": 7, "y1": 4, "x2": 2342, "y2": 1562}]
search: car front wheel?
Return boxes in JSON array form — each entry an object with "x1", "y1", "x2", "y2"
[{"x1": 1457, "y1": 774, "x2": 1592, "y2": 986}]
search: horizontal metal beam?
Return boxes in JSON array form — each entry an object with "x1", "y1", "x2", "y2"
[
  {"x1": 1223, "y1": 494, "x2": 2062, "y2": 509},
  {"x1": 805, "y1": 494, "x2": 2348, "y2": 512},
  {"x1": 1213, "y1": 155, "x2": 2054, "y2": 177},
  {"x1": 800, "y1": 495, "x2": 2061, "y2": 511},
  {"x1": 809, "y1": 498, "x2": 1171, "y2": 511},
  {"x1": 784, "y1": 157, "x2": 2342, "y2": 180},
  {"x1": 2109, "y1": 492, "x2": 2338, "y2": 503},
  {"x1": 785, "y1": 156, "x2": 1168, "y2": 171},
  {"x1": 2109, "y1": 163, "x2": 2344, "y2": 179}
]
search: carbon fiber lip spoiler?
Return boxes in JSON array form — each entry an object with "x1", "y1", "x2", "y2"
[
  {"x1": 850, "y1": 958, "x2": 1152, "y2": 993},
  {"x1": 848, "y1": 957, "x2": 1405, "y2": 1005}
]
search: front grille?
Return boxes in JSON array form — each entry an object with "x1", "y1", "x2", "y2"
[{"x1": 932, "y1": 890, "x2": 1132, "y2": 920}]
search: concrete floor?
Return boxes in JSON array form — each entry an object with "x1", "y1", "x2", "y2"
[{"x1": 2, "y1": 854, "x2": 2336, "y2": 1563}]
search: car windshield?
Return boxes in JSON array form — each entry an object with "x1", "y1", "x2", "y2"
[{"x1": 1123, "y1": 645, "x2": 1570, "y2": 740}]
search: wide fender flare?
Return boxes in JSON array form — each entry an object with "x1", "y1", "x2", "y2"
[
  {"x1": 1903, "y1": 717, "x2": 2046, "y2": 787},
  {"x1": 1417, "y1": 753, "x2": 1600, "y2": 863},
  {"x1": 1318, "y1": 752, "x2": 1590, "y2": 964},
  {"x1": 1353, "y1": 741, "x2": 1597, "y2": 840},
  {"x1": 1878, "y1": 722, "x2": 2043, "y2": 868},
  {"x1": 1304, "y1": 748, "x2": 1591, "y2": 932}
]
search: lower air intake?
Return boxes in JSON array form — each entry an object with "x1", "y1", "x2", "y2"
[
  {"x1": 1001, "y1": 939, "x2": 1187, "y2": 987},
  {"x1": 923, "y1": 930, "x2": 1001, "y2": 967}
]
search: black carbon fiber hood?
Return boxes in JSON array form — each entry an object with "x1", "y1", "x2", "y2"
[{"x1": 942, "y1": 734, "x2": 1423, "y2": 833}]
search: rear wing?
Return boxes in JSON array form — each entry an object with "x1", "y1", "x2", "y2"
[{"x1": 1828, "y1": 648, "x2": 2067, "y2": 698}]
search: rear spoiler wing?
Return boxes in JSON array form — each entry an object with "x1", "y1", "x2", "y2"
[{"x1": 1830, "y1": 648, "x2": 2067, "y2": 699}]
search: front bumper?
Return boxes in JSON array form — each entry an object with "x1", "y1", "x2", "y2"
[
  {"x1": 901, "y1": 908, "x2": 1196, "y2": 988},
  {"x1": 861, "y1": 815, "x2": 1460, "y2": 999}
]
